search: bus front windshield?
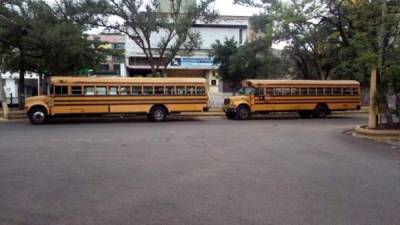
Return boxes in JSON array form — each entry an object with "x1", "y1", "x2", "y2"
[{"x1": 237, "y1": 86, "x2": 254, "y2": 96}]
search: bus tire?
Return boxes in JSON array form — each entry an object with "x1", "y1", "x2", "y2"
[
  {"x1": 298, "y1": 110, "x2": 312, "y2": 118},
  {"x1": 235, "y1": 105, "x2": 250, "y2": 120},
  {"x1": 313, "y1": 104, "x2": 329, "y2": 118},
  {"x1": 28, "y1": 106, "x2": 48, "y2": 125},
  {"x1": 149, "y1": 106, "x2": 167, "y2": 122},
  {"x1": 226, "y1": 112, "x2": 236, "y2": 120}
]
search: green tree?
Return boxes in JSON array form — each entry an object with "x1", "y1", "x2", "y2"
[
  {"x1": 83, "y1": 0, "x2": 217, "y2": 77},
  {"x1": 210, "y1": 37, "x2": 287, "y2": 89},
  {"x1": 0, "y1": 0, "x2": 114, "y2": 108}
]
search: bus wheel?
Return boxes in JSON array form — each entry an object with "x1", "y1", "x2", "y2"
[
  {"x1": 236, "y1": 105, "x2": 250, "y2": 120},
  {"x1": 313, "y1": 104, "x2": 329, "y2": 118},
  {"x1": 28, "y1": 107, "x2": 48, "y2": 125},
  {"x1": 149, "y1": 106, "x2": 167, "y2": 122},
  {"x1": 226, "y1": 112, "x2": 236, "y2": 120},
  {"x1": 298, "y1": 111, "x2": 312, "y2": 118}
]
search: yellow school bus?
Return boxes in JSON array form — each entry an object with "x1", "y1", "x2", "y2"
[
  {"x1": 223, "y1": 79, "x2": 361, "y2": 120},
  {"x1": 25, "y1": 76, "x2": 209, "y2": 124}
]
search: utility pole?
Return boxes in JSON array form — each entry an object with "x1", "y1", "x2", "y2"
[{"x1": 368, "y1": 68, "x2": 377, "y2": 129}]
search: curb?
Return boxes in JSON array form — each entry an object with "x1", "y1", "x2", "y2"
[{"x1": 353, "y1": 125, "x2": 400, "y2": 141}]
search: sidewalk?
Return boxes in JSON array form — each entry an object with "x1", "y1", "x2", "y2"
[{"x1": 0, "y1": 107, "x2": 368, "y2": 124}]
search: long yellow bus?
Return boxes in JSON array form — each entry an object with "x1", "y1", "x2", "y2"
[
  {"x1": 223, "y1": 79, "x2": 361, "y2": 120},
  {"x1": 25, "y1": 76, "x2": 209, "y2": 124}
]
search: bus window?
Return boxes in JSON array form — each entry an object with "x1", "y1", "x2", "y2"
[
  {"x1": 300, "y1": 88, "x2": 308, "y2": 95},
  {"x1": 177, "y1": 86, "x2": 185, "y2": 95},
  {"x1": 155, "y1": 86, "x2": 164, "y2": 95},
  {"x1": 166, "y1": 86, "x2": 175, "y2": 95},
  {"x1": 120, "y1": 86, "x2": 130, "y2": 95},
  {"x1": 325, "y1": 88, "x2": 332, "y2": 95},
  {"x1": 343, "y1": 87, "x2": 352, "y2": 95},
  {"x1": 197, "y1": 86, "x2": 206, "y2": 95},
  {"x1": 108, "y1": 86, "x2": 118, "y2": 96},
  {"x1": 309, "y1": 88, "x2": 316, "y2": 95},
  {"x1": 143, "y1": 86, "x2": 153, "y2": 95},
  {"x1": 353, "y1": 88, "x2": 359, "y2": 95},
  {"x1": 255, "y1": 87, "x2": 264, "y2": 97},
  {"x1": 84, "y1": 86, "x2": 95, "y2": 96},
  {"x1": 282, "y1": 88, "x2": 291, "y2": 96},
  {"x1": 71, "y1": 86, "x2": 82, "y2": 96},
  {"x1": 291, "y1": 88, "x2": 299, "y2": 96},
  {"x1": 333, "y1": 87, "x2": 342, "y2": 95},
  {"x1": 274, "y1": 88, "x2": 282, "y2": 96},
  {"x1": 187, "y1": 86, "x2": 196, "y2": 95},
  {"x1": 317, "y1": 88, "x2": 324, "y2": 95},
  {"x1": 266, "y1": 88, "x2": 273, "y2": 96},
  {"x1": 132, "y1": 86, "x2": 142, "y2": 95},
  {"x1": 96, "y1": 86, "x2": 107, "y2": 95},
  {"x1": 55, "y1": 86, "x2": 68, "y2": 96}
]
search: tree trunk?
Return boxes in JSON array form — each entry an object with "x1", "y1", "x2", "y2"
[{"x1": 18, "y1": 68, "x2": 25, "y2": 109}]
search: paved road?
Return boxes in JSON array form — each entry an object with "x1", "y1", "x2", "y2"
[{"x1": 0, "y1": 114, "x2": 399, "y2": 225}]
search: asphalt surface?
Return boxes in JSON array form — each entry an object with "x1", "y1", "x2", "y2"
[{"x1": 0, "y1": 114, "x2": 399, "y2": 225}]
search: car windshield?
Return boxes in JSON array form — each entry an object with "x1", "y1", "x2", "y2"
[{"x1": 237, "y1": 86, "x2": 254, "y2": 96}]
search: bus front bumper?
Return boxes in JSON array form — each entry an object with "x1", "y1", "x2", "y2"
[{"x1": 223, "y1": 105, "x2": 236, "y2": 113}]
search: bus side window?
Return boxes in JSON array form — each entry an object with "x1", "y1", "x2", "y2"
[
  {"x1": 177, "y1": 86, "x2": 186, "y2": 95},
  {"x1": 282, "y1": 88, "x2": 291, "y2": 96},
  {"x1": 353, "y1": 88, "x2": 359, "y2": 96},
  {"x1": 120, "y1": 86, "x2": 130, "y2": 95},
  {"x1": 132, "y1": 86, "x2": 142, "y2": 95},
  {"x1": 84, "y1": 86, "x2": 95, "y2": 96},
  {"x1": 96, "y1": 86, "x2": 107, "y2": 95},
  {"x1": 300, "y1": 88, "x2": 307, "y2": 96},
  {"x1": 291, "y1": 88, "x2": 299, "y2": 96},
  {"x1": 343, "y1": 87, "x2": 352, "y2": 95},
  {"x1": 196, "y1": 86, "x2": 206, "y2": 96},
  {"x1": 155, "y1": 86, "x2": 164, "y2": 95},
  {"x1": 143, "y1": 86, "x2": 154, "y2": 95},
  {"x1": 108, "y1": 86, "x2": 118, "y2": 96},
  {"x1": 255, "y1": 87, "x2": 264, "y2": 97},
  {"x1": 333, "y1": 87, "x2": 342, "y2": 95},
  {"x1": 187, "y1": 86, "x2": 196, "y2": 95},
  {"x1": 166, "y1": 86, "x2": 175, "y2": 95},
  {"x1": 309, "y1": 88, "x2": 316, "y2": 95},
  {"x1": 325, "y1": 88, "x2": 332, "y2": 95},
  {"x1": 274, "y1": 88, "x2": 282, "y2": 96},
  {"x1": 266, "y1": 88, "x2": 273, "y2": 96},
  {"x1": 71, "y1": 86, "x2": 82, "y2": 95},
  {"x1": 317, "y1": 88, "x2": 324, "y2": 95},
  {"x1": 55, "y1": 86, "x2": 68, "y2": 96}
]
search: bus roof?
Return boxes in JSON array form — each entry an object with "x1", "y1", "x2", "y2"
[
  {"x1": 243, "y1": 79, "x2": 360, "y2": 86},
  {"x1": 51, "y1": 76, "x2": 208, "y2": 85}
]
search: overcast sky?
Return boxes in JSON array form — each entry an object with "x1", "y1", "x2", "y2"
[{"x1": 213, "y1": 0, "x2": 262, "y2": 16}]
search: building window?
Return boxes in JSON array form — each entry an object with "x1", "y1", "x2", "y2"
[
  {"x1": 113, "y1": 43, "x2": 125, "y2": 49},
  {"x1": 211, "y1": 80, "x2": 217, "y2": 86},
  {"x1": 100, "y1": 64, "x2": 110, "y2": 72}
]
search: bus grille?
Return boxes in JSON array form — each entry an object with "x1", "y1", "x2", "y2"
[{"x1": 224, "y1": 99, "x2": 230, "y2": 105}]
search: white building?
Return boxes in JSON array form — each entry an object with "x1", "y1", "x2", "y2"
[
  {"x1": 1, "y1": 72, "x2": 39, "y2": 105},
  {"x1": 125, "y1": 15, "x2": 250, "y2": 94}
]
